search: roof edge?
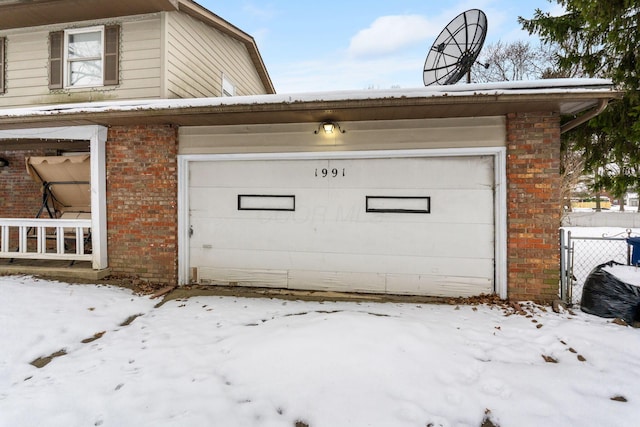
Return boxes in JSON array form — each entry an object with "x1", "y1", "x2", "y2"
[
  {"x1": 0, "y1": 78, "x2": 618, "y2": 116},
  {"x1": 0, "y1": 81, "x2": 621, "y2": 130}
]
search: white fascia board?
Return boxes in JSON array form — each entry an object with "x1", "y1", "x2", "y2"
[{"x1": 0, "y1": 79, "x2": 615, "y2": 119}]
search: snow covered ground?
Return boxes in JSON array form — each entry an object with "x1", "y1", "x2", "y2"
[{"x1": 1, "y1": 276, "x2": 639, "y2": 427}]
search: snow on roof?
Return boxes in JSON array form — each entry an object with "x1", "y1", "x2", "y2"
[{"x1": 0, "y1": 78, "x2": 616, "y2": 119}]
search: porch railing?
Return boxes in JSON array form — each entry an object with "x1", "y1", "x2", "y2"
[{"x1": 0, "y1": 218, "x2": 92, "y2": 262}]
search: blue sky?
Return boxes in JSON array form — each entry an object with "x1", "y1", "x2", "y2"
[{"x1": 198, "y1": 0, "x2": 563, "y2": 93}]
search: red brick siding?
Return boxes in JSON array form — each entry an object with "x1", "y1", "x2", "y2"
[
  {"x1": 506, "y1": 112, "x2": 562, "y2": 302},
  {"x1": 0, "y1": 149, "x2": 57, "y2": 218},
  {"x1": 106, "y1": 125, "x2": 178, "y2": 284}
]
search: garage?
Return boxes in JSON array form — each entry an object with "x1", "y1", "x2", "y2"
[
  {"x1": 0, "y1": 77, "x2": 617, "y2": 300},
  {"x1": 185, "y1": 150, "x2": 501, "y2": 297}
]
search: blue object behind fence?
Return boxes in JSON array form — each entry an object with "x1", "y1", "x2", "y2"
[{"x1": 627, "y1": 237, "x2": 640, "y2": 265}]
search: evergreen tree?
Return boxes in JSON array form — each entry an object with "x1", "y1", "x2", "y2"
[
  {"x1": 520, "y1": 1, "x2": 640, "y2": 93},
  {"x1": 520, "y1": 1, "x2": 640, "y2": 210}
]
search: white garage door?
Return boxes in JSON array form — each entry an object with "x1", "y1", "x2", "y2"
[{"x1": 188, "y1": 155, "x2": 495, "y2": 297}]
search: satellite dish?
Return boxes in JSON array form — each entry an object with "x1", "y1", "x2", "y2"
[{"x1": 423, "y1": 9, "x2": 488, "y2": 86}]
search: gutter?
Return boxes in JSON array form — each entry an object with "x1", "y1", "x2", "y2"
[{"x1": 560, "y1": 99, "x2": 609, "y2": 134}]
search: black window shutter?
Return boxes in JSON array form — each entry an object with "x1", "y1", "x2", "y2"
[
  {"x1": 49, "y1": 31, "x2": 63, "y2": 89},
  {"x1": 104, "y1": 25, "x2": 119, "y2": 86},
  {"x1": 0, "y1": 37, "x2": 5, "y2": 94}
]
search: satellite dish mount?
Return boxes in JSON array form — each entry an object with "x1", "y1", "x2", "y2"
[{"x1": 423, "y1": 9, "x2": 488, "y2": 86}]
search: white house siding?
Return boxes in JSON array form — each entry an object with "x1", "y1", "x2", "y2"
[
  {"x1": 178, "y1": 117, "x2": 507, "y2": 155},
  {"x1": 165, "y1": 12, "x2": 267, "y2": 98},
  {"x1": 118, "y1": 16, "x2": 163, "y2": 100},
  {"x1": 0, "y1": 28, "x2": 48, "y2": 106},
  {"x1": 0, "y1": 14, "x2": 163, "y2": 108}
]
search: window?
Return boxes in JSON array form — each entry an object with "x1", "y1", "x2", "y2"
[
  {"x1": 66, "y1": 27, "x2": 103, "y2": 87},
  {"x1": 49, "y1": 25, "x2": 119, "y2": 89},
  {"x1": 0, "y1": 37, "x2": 5, "y2": 94},
  {"x1": 222, "y1": 74, "x2": 236, "y2": 97}
]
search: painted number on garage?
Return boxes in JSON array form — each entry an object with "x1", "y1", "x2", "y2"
[{"x1": 315, "y1": 168, "x2": 346, "y2": 178}]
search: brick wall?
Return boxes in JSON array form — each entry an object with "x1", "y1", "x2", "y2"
[
  {"x1": 106, "y1": 125, "x2": 178, "y2": 284},
  {"x1": 0, "y1": 149, "x2": 56, "y2": 218},
  {"x1": 506, "y1": 112, "x2": 562, "y2": 302}
]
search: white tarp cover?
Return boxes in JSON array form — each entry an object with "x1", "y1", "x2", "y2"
[{"x1": 25, "y1": 155, "x2": 91, "y2": 214}]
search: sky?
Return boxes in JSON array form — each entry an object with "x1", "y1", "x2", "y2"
[{"x1": 199, "y1": 0, "x2": 565, "y2": 93}]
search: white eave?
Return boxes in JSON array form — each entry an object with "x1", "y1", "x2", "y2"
[{"x1": 0, "y1": 78, "x2": 621, "y2": 129}]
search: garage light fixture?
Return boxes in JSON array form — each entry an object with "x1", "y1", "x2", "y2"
[
  {"x1": 0, "y1": 157, "x2": 8, "y2": 168},
  {"x1": 314, "y1": 121, "x2": 346, "y2": 135}
]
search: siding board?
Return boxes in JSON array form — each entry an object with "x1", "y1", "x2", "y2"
[
  {"x1": 179, "y1": 117, "x2": 507, "y2": 155},
  {"x1": 122, "y1": 48, "x2": 162, "y2": 62},
  {"x1": 165, "y1": 12, "x2": 267, "y2": 98},
  {"x1": 0, "y1": 15, "x2": 162, "y2": 107},
  {"x1": 7, "y1": 68, "x2": 43, "y2": 80}
]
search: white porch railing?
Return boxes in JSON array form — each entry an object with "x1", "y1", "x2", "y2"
[{"x1": 0, "y1": 218, "x2": 92, "y2": 262}]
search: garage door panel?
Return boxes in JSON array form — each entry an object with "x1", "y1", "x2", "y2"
[
  {"x1": 191, "y1": 160, "x2": 331, "y2": 189},
  {"x1": 385, "y1": 274, "x2": 493, "y2": 297},
  {"x1": 330, "y1": 189, "x2": 494, "y2": 224},
  {"x1": 191, "y1": 157, "x2": 494, "y2": 191},
  {"x1": 196, "y1": 267, "x2": 391, "y2": 292},
  {"x1": 196, "y1": 267, "x2": 288, "y2": 288},
  {"x1": 190, "y1": 187, "x2": 325, "y2": 219},
  {"x1": 195, "y1": 263, "x2": 492, "y2": 297},
  {"x1": 190, "y1": 216, "x2": 493, "y2": 259},
  {"x1": 429, "y1": 190, "x2": 493, "y2": 223},
  {"x1": 190, "y1": 187, "x2": 493, "y2": 225},
  {"x1": 188, "y1": 154, "x2": 496, "y2": 296},
  {"x1": 191, "y1": 248, "x2": 493, "y2": 279},
  {"x1": 286, "y1": 270, "x2": 389, "y2": 293},
  {"x1": 327, "y1": 157, "x2": 493, "y2": 190}
]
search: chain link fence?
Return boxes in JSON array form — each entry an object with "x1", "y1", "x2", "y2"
[{"x1": 560, "y1": 229, "x2": 636, "y2": 304}]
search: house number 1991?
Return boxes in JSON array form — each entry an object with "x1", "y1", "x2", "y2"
[{"x1": 315, "y1": 168, "x2": 345, "y2": 178}]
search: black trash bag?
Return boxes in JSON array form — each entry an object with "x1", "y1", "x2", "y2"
[{"x1": 580, "y1": 261, "x2": 640, "y2": 323}]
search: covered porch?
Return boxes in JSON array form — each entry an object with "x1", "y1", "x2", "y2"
[{"x1": 0, "y1": 126, "x2": 108, "y2": 279}]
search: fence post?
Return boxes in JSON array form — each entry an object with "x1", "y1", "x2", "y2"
[
  {"x1": 627, "y1": 229, "x2": 631, "y2": 265},
  {"x1": 560, "y1": 229, "x2": 567, "y2": 302},
  {"x1": 567, "y1": 230, "x2": 574, "y2": 304}
]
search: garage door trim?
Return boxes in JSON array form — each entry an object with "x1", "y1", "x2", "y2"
[{"x1": 178, "y1": 147, "x2": 507, "y2": 298}]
